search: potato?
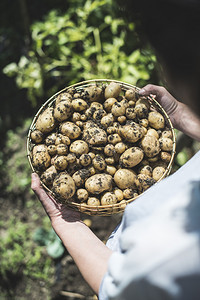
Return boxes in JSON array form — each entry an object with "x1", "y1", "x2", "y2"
[
  {"x1": 105, "y1": 82, "x2": 121, "y2": 99},
  {"x1": 148, "y1": 111, "x2": 165, "y2": 129},
  {"x1": 162, "y1": 130, "x2": 173, "y2": 139},
  {"x1": 117, "y1": 116, "x2": 126, "y2": 124},
  {"x1": 111, "y1": 102, "x2": 126, "y2": 117},
  {"x1": 60, "y1": 121, "x2": 81, "y2": 139},
  {"x1": 85, "y1": 174, "x2": 112, "y2": 194},
  {"x1": 55, "y1": 92, "x2": 72, "y2": 105},
  {"x1": 101, "y1": 113, "x2": 114, "y2": 128},
  {"x1": 141, "y1": 135, "x2": 161, "y2": 157},
  {"x1": 119, "y1": 122, "x2": 145, "y2": 143},
  {"x1": 114, "y1": 168, "x2": 136, "y2": 189},
  {"x1": 87, "y1": 197, "x2": 100, "y2": 206},
  {"x1": 76, "y1": 188, "x2": 88, "y2": 202},
  {"x1": 70, "y1": 140, "x2": 89, "y2": 155},
  {"x1": 139, "y1": 165, "x2": 152, "y2": 177},
  {"x1": 135, "y1": 174, "x2": 156, "y2": 192},
  {"x1": 54, "y1": 99, "x2": 72, "y2": 122},
  {"x1": 125, "y1": 89, "x2": 136, "y2": 101},
  {"x1": 35, "y1": 107, "x2": 56, "y2": 133},
  {"x1": 107, "y1": 133, "x2": 122, "y2": 145},
  {"x1": 72, "y1": 169, "x2": 91, "y2": 187},
  {"x1": 126, "y1": 107, "x2": 137, "y2": 120},
  {"x1": 152, "y1": 166, "x2": 166, "y2": 181},
  {"x1": 114, "y1": 188, "x2": 124, "y2": 201},
  {"x1": 101, "y1": 192, "x2": 117, "y2": 205},
  {"x1": 72, "y1": 112, "x2": 81, "y2": 122},
  {"x1": 30, "y1": 130, "x2": 43, "y2": 143},
  {"x1": 66, "y1": 153, "x2": 77, "y2": 163},
  {"x1": 53, "y1": 155, "x2": 68, "y2": 171},
  {"x1": 160, "y1": 151, "x2": 172, "y2": 163},
  {"x1": 123, "y1": 188, "x2": 138, "y2": 200},
  {"x1": 79, "y1": 154, "x2": 92, "y2": 166},
  {"x1": 32, "y1": 144, "x2": 51, "y2": 171},
  {"x1": 146, "y1": 128, "x2": 159, "y2": 139},
  {"x1": 92, "y1": 154, "x2": 106, "y2": 171},
  {"x1": 135, "y1": 103, "x2": 149, "y2": 118},
  {"x1": 114, "y1": 142, "x2": 126, "y2": 154},
  {"x1": 104, "y1": 144, "x2": 115, "y2": 157},
  {"x1": 159, "y1": 137, "x2": 173, "y2": 151},
  {"x1": 47, "y1": 144, "x2": 57, "y2": 156},
  {"x1": 104, "y1": 98, "x2": 117, "y2": 112},
  {"x1": 83, "y1": 86, "x2": 103, "y2": 102},
  {"x1": 139, "y1": 118, "x2": 148, "y2": 127},
  {"x1": 45, "y1": 133, "x2": 57, "y2": 145},
  {"x1": 119, "y1": 147, "x2": 144, "y2": 168},
  {"x1": 56, "y1": 144, "x2": 68, "y2": 155},
  {"x1": 72, "y1": 98, "x2": 88, "y2": 112},
  {"x1": 53, "y1": 172, "x2": 76, "y2": 200},
  {"x1": 41, "y1": 165, "x2": 57, "y2": 187},
  {"x1": 83, "y1": 122, "x2": 107, "y2": 146},
  {"x1": 106, "y1": 165, "x2": 117, "y2": 176}
]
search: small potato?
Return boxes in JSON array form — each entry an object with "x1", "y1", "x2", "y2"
[
  {"x1": 87, "y1": 197, "x2": 100, "y2": 206},
  {"x1": 45, "y1": 132, "x2": 57, "y2": 145},
  {"x1": 72, "y1": 98, "x2": 88, "y2": 112},
  {"x1": 119, "y1": 147, "x2": 144, "y2": 168},
  {"x1": 117, "y1": 116, "x2": 126, "y2": 124},
  {"x1": 141, "y1": 135, "x2": 161, "y2": 158},
  {"x1": 105, "y1": 157, "x2": 115, "y2": 165},
  {"x1": 53, "y1": 172, "x2": 76, "y2": 200},
  {"x1": 146, "y1": 128, "x2": 159, "y2": 139},
  {"x1": 160, "y1": 151, "x2": 172, "y2": 163},
  {"x1": 159, "y1": 137, "x2": 173, "y2": 151},
  {"x1": 60, "y1": 122, "x2": 81, "y2": 139},
  {"x1": 32, "y1": 144, "x2": 51, "y2": 171},
  {"x1": 79, "y1": 154, "x2": 92, "y2": 166},
  {"x1": 60, "y1": 135, "x2": 71, "y2": 146},
  {"x1": 139, "y1": 165, "x2": 152, "y2": 177},
  {"x1": 107, "y1": 133, "x2": 122, "y2": 145},
  {"x1": 106, "y1": 165, "x2": 117, "y2": 176},
  {"x1": 30, "y1": 130, "x2": 43, "y2": 143},
  {"x1": 104, "y1": 144, "x2": 115, "y2": 156},
  {"x1": 56, "y1": 144, "x2": 68, "y2": 155},
  {"x1": 135, "y1": 103, "x2": 149, "y2": 118},
  {"x1": 83, "y1": 122, "x2": 107, "y2": 146},
  {"x1": 71, "y1": 112, "x2": 81, "y2": 122},
  {"x1": 72, "y1": 169, "x2": 91, "y2": 187},
  {"x1": 139, "y1": 119, "x2": 148, "y2": 128},
  {"x1": 53, "y1": 155, "x2": 68, "y2": 171},
  {"x1": 148, "y1": 111, "x2": 165, "y2": 129},
  {"x1": 106, "y1": 126, "x2": 118, "y2": 134},
  {"x1": 103, "y1": 98, "x2": 117, "y2": 112},
  {"x1": 76, "y1": 188, "x2": 88, "y2": 202},
  {"x1": 114, "y1": 142, "x2": 126, "y2": 154},
  {"x1": 114, "y1": 168, "x2": 136, "y2": 189},
  {"x1": 66, "y1": 153, "x2": 77, "y2": 164},
  {"x1": 119, "y1": 122, "x2": 145, "y2": 143},
  {"x1": 152, "y1": 166, "x2": 166, "y2": 181},
  {"x1": 101, "y1": 192, "x2": 117, "y2": 205},
  {"x1": 123, "y1": 188, "x2": 138, "y2": 200},
  {"x1": 114, "y1": 188, "x2": 124, "y2": 201},
  {"x1": 92, "y1": 154, "x2": 106, "y2": 171},
  {"x1": 162, "y1": 130, "x2": 173, "y2": 139},
  {"x1": 47, "y1": 144, "x2": 57, "y2": 156},
  {"x1": 85, "y1": 174, "x2": 113, "y2": 194},
  {"x1": 126, "y1": 107, "x2": 137, "y2": 120},
  {"x1": 111, "y1": 102, "x2": 126, "y2": 117},
  {"x1": 125, "y1": 89, "x2": 136, "y2": 101},
  {"x1": 90, "y1": 102, "x2": 104, "y2": 110},
  {"x1": 70, "y1": 140, "x2": 89, "y2": 155},
  {"x1": 55, "y1": 92, "x2": 72, "y2": 105},
  {"x1": 135, "y1": 174, "x2": 156, "y2": 192},
  {"x1": 35, "y1": 107, "x2": 56, "y2": 133},
  {"x1": 93, "y1": 109, "x2": 106, "y2": 121},
  {"x1": 105, "y1": 82, "x2": 121, "y2": 99},
  {"x1": 41, "y1": 165, "x2": 57, "y2": 187},
  {"x1": 83, "y1": 86, "x2": 103, "y2": 102},
  {"x1": 54, "y1": 99, "x2": 72, "y2": 122},
  {"x1": 101, "y1": 113, "x2": 114, "y2": 128}
]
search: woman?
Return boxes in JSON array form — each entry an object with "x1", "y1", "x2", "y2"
[{"x1": 32, "y1": 0, "x2": 200, "y2": 298}]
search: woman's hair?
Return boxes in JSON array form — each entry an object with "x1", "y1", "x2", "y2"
[{"x1": 117, "y1": 0, "x2": 200, "y2": 81}]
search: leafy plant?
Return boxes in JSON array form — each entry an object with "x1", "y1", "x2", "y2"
[{"x1": 3, "y1": 0, "x2": 156, "y2": 106}]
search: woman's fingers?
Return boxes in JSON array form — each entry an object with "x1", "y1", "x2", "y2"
[{"x1": 139, "y1": 84, "x2": 166, "y2": 98}]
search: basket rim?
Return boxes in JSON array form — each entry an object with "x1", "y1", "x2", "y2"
[{"x1": 27, "y1": 79, "x2": 176, "y2": 216}]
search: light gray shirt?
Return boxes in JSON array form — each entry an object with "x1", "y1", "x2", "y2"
[{"x1": 99, "y1": 151, "x2": 200, "y2": 300}]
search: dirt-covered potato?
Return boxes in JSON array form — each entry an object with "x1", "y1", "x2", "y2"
[
  {"x1": 123, "y1": 188, "x2": 138, "y2": 200},
  {"x1": 83, "y1": 121, "x2": 107, "y2": 146},
  {"x1": 159, "y1": 137, "x2": 173, "y2": 151},
  {"x1": 32, "y1": 144, "x2": 51, "y2": 171},
  {"x1": 54, "y1": 99, "x2": 72, "y2": 122},
  {"x1": 85, "y1": 174, "x2": 113, "y2": 194},
  {"x1": 76, "y1": 188, "x2": 88, "y2": 202},
  {"x1": 105, "y1": 82, "x2": 121, "y2": 99},
  {"x1": 52, "y1": 172, "x2": 76, "y2": 200},
  {"x1": 104, "y1": 98, "x2": 117, "y2": 112},
  {"x1": 119, "y1": 122, "x2": 145, "y2": 143},
  {"x1": 53, "y1": 155, "x2": 68, "y2": 171},
  {"x1": 55, "y1": 92, "x2": 72, "y2": 105},
  {"x1": 72, "y1": 169, "x2": 91, "y2": 187},
  {"x1": 40, "y1": 165, "x2": 57, "y2": 187},
  {"x1": 148, "y1": 111, "x2": 165, "y2": 129},
  {"x1": 152, "y1": 166, "x2": 166, "y2": 181},
  {"x1": 141, "y1": 135, "x2": 161, "y2": 158},
  {"x1": 87, "y1": 197, "x2": 100, "y2": 206},
  {"x1": 35, "y1": 107, "x2": 56, "y2": 133},
  {"x1": 135, "y1": 174, "x2": 156, "y2": 192},
  {"x1": 160, "y1": 151, "x2": 172, "y2": 163},
  {"x1": 139, "y1": 165, "x2": 152, "y2": 177},
  {"x1": 60, "y1": 121, "x2": 81, "y2": 139},
  {"x1": 119, "y1": 147, "x2": 144, "y2": 168},
  {"x1": 101, "y1": 192, "x2": 117, "y2": 205},
  {"x1": 92, "y1": 154, "x2": 106, "y2": 171},
  {"x1": 83, "y1": 86, "x2": 103, "y2": 102},
  {"x1": 30, "y1": 130, "x2": 43, "y2": 143},
  {"x1": 114, "y1": 168, "x2": 136, "y2": 189},
  {"x1": 69, "y1": 140, "x2": 89, "y2": 155},
  {"x1": 125, "y1": 89, "x2": 136, "y2": 101}
]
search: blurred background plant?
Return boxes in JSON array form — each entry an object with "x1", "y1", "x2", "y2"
[{"x1": 0, "y1": 0, "x2": 199, "y2": 299}]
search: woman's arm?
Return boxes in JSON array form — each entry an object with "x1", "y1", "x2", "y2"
[
  {"x1": 31, "y1": 173, "x2": 112, "y2": 294},
  {"x1": 139, "y1": 84, "x2": 200, "y2": 141}
]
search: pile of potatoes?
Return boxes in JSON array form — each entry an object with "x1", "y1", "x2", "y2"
[{"x1": 30, "y1": 82, "x2": 174, "y2": 207}]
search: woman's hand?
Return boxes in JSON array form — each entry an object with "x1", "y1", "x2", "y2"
[{"x1": 139, "y1": 84, "x2": 200, "y2": 141}]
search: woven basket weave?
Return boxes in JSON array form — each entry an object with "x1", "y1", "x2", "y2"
[{"x1": 27, "y1": 79, "x2": 176, "y2": 216}]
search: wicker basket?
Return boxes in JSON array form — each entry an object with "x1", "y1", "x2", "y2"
[{"x1": 27, "y1": 79, "x2": 176, "y2": 216}]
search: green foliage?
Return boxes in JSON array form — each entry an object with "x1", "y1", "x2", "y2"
[
  {"x1": 0, "y1": 217, "x2": 54, "y2": 281},
  {"x1": 3, "y1": 119, "x2": 31, "y2": 195},
  {"x1": 3, "y1": 0, "x2": 156, "y2": 106}
]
